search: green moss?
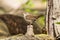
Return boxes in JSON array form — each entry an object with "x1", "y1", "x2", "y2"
[{"x1": 35, "y1": 34, "x2": 54, "y2": 40}]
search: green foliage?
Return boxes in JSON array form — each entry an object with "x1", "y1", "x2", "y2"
[
  {"x1": 24, "y1": 8, "x2": 31, "y2": 12},
  {"x1": 22, "y1": 0, "x2": 34, "y2": 9},
  {"x1": 26, "y1": 0, "x2": 34, "y2": 8},
  {"x1": 56, "y1": 22, "x2": 60, "y2": 24},
  {"x1": 32, "y1": 10, "x2": 38, "y2": 15},
  {"x1": 22, "y1": 0, "x2": 35, "y2": 13},
  {"x1": 42, "y1": 0, "x2": 47, "y2": 2},
  {"x1": 24, "y1": 8, "x2": 38, "y2": 15},
  {"x1": 30, "y1": 10, "x2": 39, "y2": 15},
  {"x1": 36, "y1": 16, "x2": 45, "y2": 28}
]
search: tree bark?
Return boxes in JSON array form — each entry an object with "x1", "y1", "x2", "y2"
[
  {"x1": 46, "y1": 0, "x2": 60, "y2": 37},
  {"x1": 53, "y1": 0, "x2": 60, "y2": 37},
  {"x1": 46, "y1": 0, "x2": 54, "y2": 37}
]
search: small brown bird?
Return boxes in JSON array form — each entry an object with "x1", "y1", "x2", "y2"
[{"x1": 23, "y1": 12, "x2": 36, "y2": 24}]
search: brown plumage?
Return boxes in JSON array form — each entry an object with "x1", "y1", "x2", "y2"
[{"x1": 0, "y1": 14, "x2": 41, "y2": 35}]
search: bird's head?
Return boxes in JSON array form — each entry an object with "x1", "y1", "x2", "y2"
[{"x1": 23, "y1": 12, "x2": 38, "y2": 24}]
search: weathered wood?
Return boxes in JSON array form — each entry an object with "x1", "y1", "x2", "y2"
[
  {"x1": 52, "y1": 0, "x2": 60, "y2": 37},
  {"x1": 46, "y1": 0, "x2": 60, "y2": 37},
  {"x1": 46, "y1": 0, "x2": 54, "y2": 37}
]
